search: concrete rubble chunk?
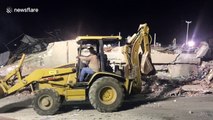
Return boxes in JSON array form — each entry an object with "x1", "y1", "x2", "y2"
[
  {"x1": 0, "y1": 51, "x2": 10, "y2": 67},
  {"x1": 205, "y1": 69, "x2": 213, "y2": 84},
  {"x1": 196, "y1": 41, "x2": 209, "y2": 58},
  {"x1": 182, "y1": 85, "x2": 211, "y2": 93}
]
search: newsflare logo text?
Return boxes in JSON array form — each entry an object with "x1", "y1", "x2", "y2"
[{"x1": 6, "y1": 6, "x2": 39, "y2": 13}]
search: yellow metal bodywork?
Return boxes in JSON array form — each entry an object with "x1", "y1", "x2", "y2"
[
  {"x1": 0, "y1": 54, "x2": 86, "y2": 101},
  {"x1": 6, "y1": 68, "x2": 74, "y2": 94},
  {"x1": 123, "y1": 23, "x2": 153, "y2": 93},
  {"x1": 65, "y1": 89, "x2": 86, "y2": 101}
]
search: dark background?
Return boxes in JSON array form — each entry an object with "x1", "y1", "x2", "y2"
[{"x1": 0, "y1": 0, "x2": 213, "y2": 52}]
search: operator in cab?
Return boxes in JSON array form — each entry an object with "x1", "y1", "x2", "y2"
[{"x1": 77, "y1": 47, "x2": 100, "y2": 82}]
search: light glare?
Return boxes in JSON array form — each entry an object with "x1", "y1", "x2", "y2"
[{"x1": 187, "y1": 40, "x2": 195, "y2": 47}]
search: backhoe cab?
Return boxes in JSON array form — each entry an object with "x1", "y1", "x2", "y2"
[
  {"x1": 0, "y1": 23, "x2": 154, "y2": 115},
  {"x1": 76, "y1": 35, "x2": 122, "y2": 81}
]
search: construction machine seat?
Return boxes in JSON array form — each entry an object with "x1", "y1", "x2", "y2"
[{"x1": 83, "y1": 73, "x2": 93, "y2": 81}]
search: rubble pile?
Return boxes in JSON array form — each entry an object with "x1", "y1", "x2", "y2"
[
  {"x1": 180, "y1": 60, "x2": 213, "y2": 96},
  {"x1": 142, "y1": 60, "x2": 213, "y2": 98}
]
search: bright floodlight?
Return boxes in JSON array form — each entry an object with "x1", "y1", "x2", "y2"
[{"x1": 187, "y1": 40, "x2": 195, "y2": 47}]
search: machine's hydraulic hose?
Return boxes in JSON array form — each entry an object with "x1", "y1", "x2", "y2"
[
  {"x1": 0, "y1": 87, "x2": 4, "y2": 98},
  {"x1": 149, "y1": 34, "x2": 152, "y2": 44}
]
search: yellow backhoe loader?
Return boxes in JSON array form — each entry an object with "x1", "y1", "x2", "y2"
[{"x1": 0, "y1": 23, "x2": 154, "y2": 115}]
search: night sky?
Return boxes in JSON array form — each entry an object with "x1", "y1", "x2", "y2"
[{"x1": 0, "y1": 0, "x2": 213, "y2": 52}]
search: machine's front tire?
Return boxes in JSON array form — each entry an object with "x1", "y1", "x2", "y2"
[
  {"x1": 89, "y1": 77, "x2": 124, "y2": 112},
  {"x1": 32, "y1": 89, "x2": 61, "y2": 115}
]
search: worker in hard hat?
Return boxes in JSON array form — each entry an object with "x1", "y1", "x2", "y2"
[{"x1": 77, "y1": 47, "x2": 100, "y2": 82}]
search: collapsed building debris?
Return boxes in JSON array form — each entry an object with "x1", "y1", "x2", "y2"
[
  {"x1": 7, "y1": 34, "x2": 56, "y2": 64},
  {"x1": 0, "y1": 33, "x2": 212, "y2": 98},
  {"x1": 140, "y1": 40, "x2": 213, "y2": 97},
  {"x1": 143, "y1": 60, "x2": 213, "y2": 98},
  {"x1": 151, "y1": 41, "x2": 210, "y2": 80},
  {"x1": 0, "y1": 34, "x2": 74, "y2": 77},
  {"x1": 0, "y1": 39, "x2": 78, "y2": 77}
]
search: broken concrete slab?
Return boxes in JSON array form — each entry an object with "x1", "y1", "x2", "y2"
[
  {"x1": 151, "y1": 49, "x2": 179, "y2": 64},
  {"x1": 175, "y1": 53, "x2": 201, "y2": 64},
  {"x1": 205, "y1": 69, "x2": 213, "y2": 84},
  {"x1": 168, "y1": 64, "x2": 199, "y2": 79},
  {"x1": 0, "y1": 39, "x2": 79, "y2": 77},
  {"x1": 0, "y1": 51, "x2": 10, "y2": 67},
  {"x1": 196, "y1": 41, "x2": 209, "y2": 58},
  {"x1": 181, "y1": 84, "x2": 211, "y2": 93}
]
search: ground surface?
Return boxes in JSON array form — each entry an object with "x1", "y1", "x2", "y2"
[{"x1": 0, "y1": 93, "x2": 213, "y2": 120}]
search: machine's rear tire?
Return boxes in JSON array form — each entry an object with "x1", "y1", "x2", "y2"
[
  {"x1": 89, "y1": 77, "x2": 124, "y2": 112},
  {"x1": 32, "y1": 89, "x2": 61, "y2": 115}
]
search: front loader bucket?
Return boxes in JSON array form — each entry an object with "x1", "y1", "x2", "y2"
[
  {"x1": 141, "y1": 52, "x2": 155, "y2": 75},
  {"x1": 0, "y1": 54, "x2": 27, "y2": 99}
]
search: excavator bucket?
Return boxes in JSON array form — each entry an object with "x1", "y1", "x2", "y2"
[{"x1": 141, "y1": 52, "x2": 155, "y2": 75}]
